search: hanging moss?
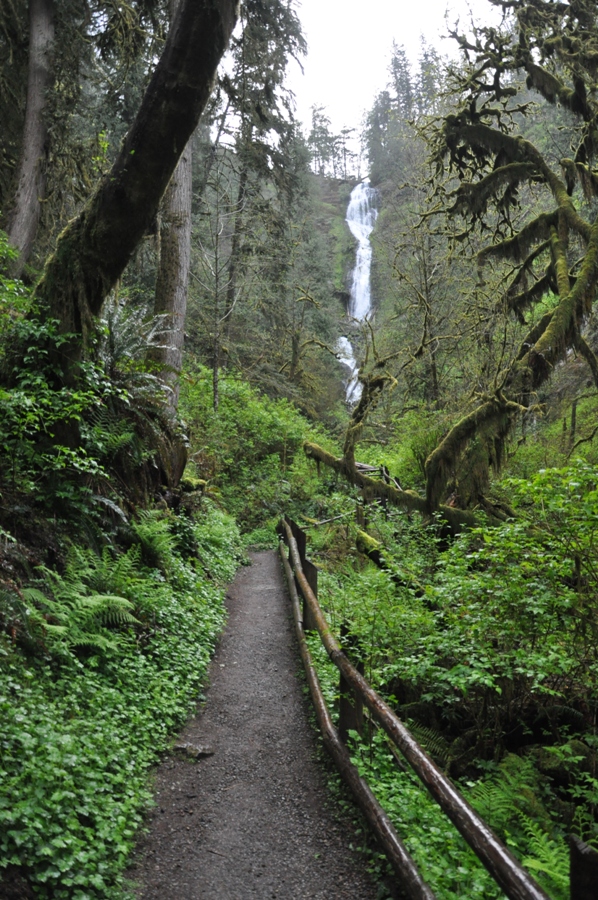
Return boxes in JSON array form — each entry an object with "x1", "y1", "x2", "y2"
[
  {"x1": 507, "y1": 272, "x2": 554, "y2": 323},
  {"x1": 479, "y1": 212, "x2": 557, "y2": 265},
  {"x1": 449, "y1": 162, "x2": 535, "y2": 220},
  {"x1": 424, "y1": 397, "x2": 523, "y2": 512}
]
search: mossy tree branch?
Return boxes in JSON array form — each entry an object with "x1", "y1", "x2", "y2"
[
  {"x1": 424, "y1": 396, "x2": 525, "y2": 511},
  {"x1": 575, "y1": 333, "x2": 598, "y2": 388},
  {"x1": 506, "y1": 273, "x2": 554, "y2": 323},
  {"x1": 303, "y1": 441, "x2": 476, "y2": 532}
]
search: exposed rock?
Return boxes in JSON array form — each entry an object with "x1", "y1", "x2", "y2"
[{"x1": 173, "y1": 741, "x2": 214, "y2": 759}]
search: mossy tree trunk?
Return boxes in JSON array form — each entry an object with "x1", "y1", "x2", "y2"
[
  {"x1": 33, "y1": 0, "x2": 239, "y2": 378},
  {"x1": 152, "y1": 142, "x2": 192, "y2": 411},
  {"x1": 7, "y1": 0, "x2": 54, "y2": 277},
  {"x1": 149, "y1": 0, "x2": 193, "y2": 413}
]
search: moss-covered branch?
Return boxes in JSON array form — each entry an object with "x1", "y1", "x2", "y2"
[
  {"x1": 479, "y1": 213, "x2": 557, "y2": 265},
  {"x1": 549, "y1": 225, "x2": 571, "y2": 298},
  {"x1": 303, "y1": 442, "x2": 476, "y2": 532},
  {"x1": 524, "y1": 61, "x2": 592, "y2": 120},
  {"x1": 449, "y1": 162, "x2": 536, "y2": 219},
  {"x1": 575, "y1": 334, "x2": 598, "y2": 388},
  {"x1": 424, "y1": 397, "x2": 525, "y2": 511},
  {"x1": 515, "y1": 310, "x2": 555, "y2": 363},
  {"x1": 506, "y1": 272, "x2": 554, "y2": 322},
  {"x1": 444, "y1": 121, "x2": 591, "y2": 244},
  {"x1": 515, "y1": 221, "x2": 598, "y2": 388}
]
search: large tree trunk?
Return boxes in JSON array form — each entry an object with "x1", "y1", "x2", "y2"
[
  {"x1": 7, "y1": 0, "x2": 54, "y2": 277},
  {"x1": 152, "y1": 141, "x2": 192, "y2": 411},
  {"x1": 150, "y1": 0, "x2": 193, "y2": 412},
  {"x1": 33, "y1": 0, "x2": 239, "y2": 375}
]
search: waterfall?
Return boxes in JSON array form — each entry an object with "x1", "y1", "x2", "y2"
[{"x1": 338, "y1": 179, "x2": 377, "y2": 403}]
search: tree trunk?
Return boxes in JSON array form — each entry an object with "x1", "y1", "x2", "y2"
[
  {"x1": 33, "y1": 0, "x2": 239, "y2": 375},
  {"x1": 224, "y1": 163, "x2": 248, "y2": 336},
  {"x1": 152, "y1": 141, "x2": 192, "y2": 411},
  {"x1": 7, "y1": 0, "x2": 54, "y2": 277}
]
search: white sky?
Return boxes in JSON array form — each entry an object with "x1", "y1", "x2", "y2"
[{"x1": 286, "y1": 0, "x2": 498, "y2": 136}]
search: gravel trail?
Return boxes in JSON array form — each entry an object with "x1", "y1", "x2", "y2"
[{"x1": 129, "y1": 550, "x2": 378, "y2": 899}]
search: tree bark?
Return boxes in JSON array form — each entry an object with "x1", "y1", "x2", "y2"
[
  {"x1": 152, "y1": 141, "x2": 192, "y2": 411},
  {"x1": 33, "y1": 0, "x2": 239, "y2": 373},
  {"x1": 7, "y1": 0, "x2": 54, "y2": 277},
  {"x1": 224, "y1": 162, "x2": 248, "y2": 338}
]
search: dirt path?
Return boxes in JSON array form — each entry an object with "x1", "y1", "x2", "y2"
[{"x1": 128, "y1": 550, "x2": 379, "y2": 899}]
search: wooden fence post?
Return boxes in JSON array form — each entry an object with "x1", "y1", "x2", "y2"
[
  {"x1": 570, "y1": 835, "x2": 598, "y2": 899},
  {"x1": 288, "y1": 518, "x2": 306, "y2": 565},
  {"x1": 338, "y1": 622, "x2": 364, "y2": 744},
  {"x1": 301, "y1": 557, "x2": 319, "y2": 632}
]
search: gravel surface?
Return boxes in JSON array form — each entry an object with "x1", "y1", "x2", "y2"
[{"x1": 128, "y1": 550, "x2": 379, "y2": 899}]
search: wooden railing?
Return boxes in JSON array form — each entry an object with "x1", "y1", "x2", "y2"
[{"x1": 278, "y1": 516, "x2": 598, "y2": 900}]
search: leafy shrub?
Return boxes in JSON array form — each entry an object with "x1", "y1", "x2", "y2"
[{"x1": 305, "y1": 634, "x2": 502, "y2": 898}]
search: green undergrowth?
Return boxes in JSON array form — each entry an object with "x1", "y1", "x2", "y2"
[
  {"x1": 305, "y1": 633, "x2": 505, "y2": 898},
  {"x1": 300, "y1": 459, "x2": 598, "y2": 898},
  {"x1": 0, "y1": 502, "x2": 243, "y2": 898},
  {"x1": 180, "y1": 363, "x2": 342, "y2": 533}
]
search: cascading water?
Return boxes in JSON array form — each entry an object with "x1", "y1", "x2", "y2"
[{"x1": 338, "y1": 179, "x2": 377, "y2": 403}]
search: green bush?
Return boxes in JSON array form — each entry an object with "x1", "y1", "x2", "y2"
[
  {"x1": 304, "y1": 460, "x2": 598, "y2": 898},
  {"x1": 180, "y1": 364, "x2": 331, "y2": 529}
]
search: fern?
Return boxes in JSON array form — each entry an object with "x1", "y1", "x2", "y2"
[
  {"x1": 66, "y1": 544, "x2": 142, "y2": 597},
  {"x1": 406, "y1": 720, "x2": 450, "y2": 765},
  {"x1": 84, "y1": 406, "x2": 137, "y2": 459},
  {"x1": 520, "y1": 815, "x2": 569, "y2": 900},
  {"x1": 131, "y1": 510, "x2": 178, "y2": 573},
  {"x1": 466, "y1": 755, "x2": 569, "y2": 899},
  {"x1": 467, "y1": 776, "x2": 516, "y2": 833},
  {"x1": 23, "y1": 562, "x2": 139, "y2": 656},
  {"x1": 91, "y1": 494, "x2": 128, "y2": 523},
  {"x1": 467, "y1": 754, "x2": 554, "y2": 837}
]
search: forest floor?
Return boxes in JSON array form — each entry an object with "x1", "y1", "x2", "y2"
[{"x1": 127, "y1": 550, "x2": 379, "y2": 899}]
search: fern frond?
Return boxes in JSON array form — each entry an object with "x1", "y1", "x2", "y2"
[
  {"x1": 406, "y1": 721, "x2": 450, "y2": 765},
  {"x1": 520, "y1": 815, "x2": 569, "y2": 896},
  {"x1": 131, "y1": 510, "x2": 178, "y2": 573},
  {"x1": 74, "y1": 594, "x2": 139, "y2": 627},
  {"x1": 468, "y1": 777, "x2": 515, "y2": 830},
  {"x1": 91, "y1": 494, "x2": 128, "y2": 523},
  {"x1": 22, "y1": 557, "x2": 139, "y2": 656}
]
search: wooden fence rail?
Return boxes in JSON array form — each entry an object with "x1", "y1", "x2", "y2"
[
  {"x1": 278, "y1": 516, "x2": 559, "y2": 900},
  {"x1": 278, "y1": 537, "x2": 436, "y2": 900}
]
